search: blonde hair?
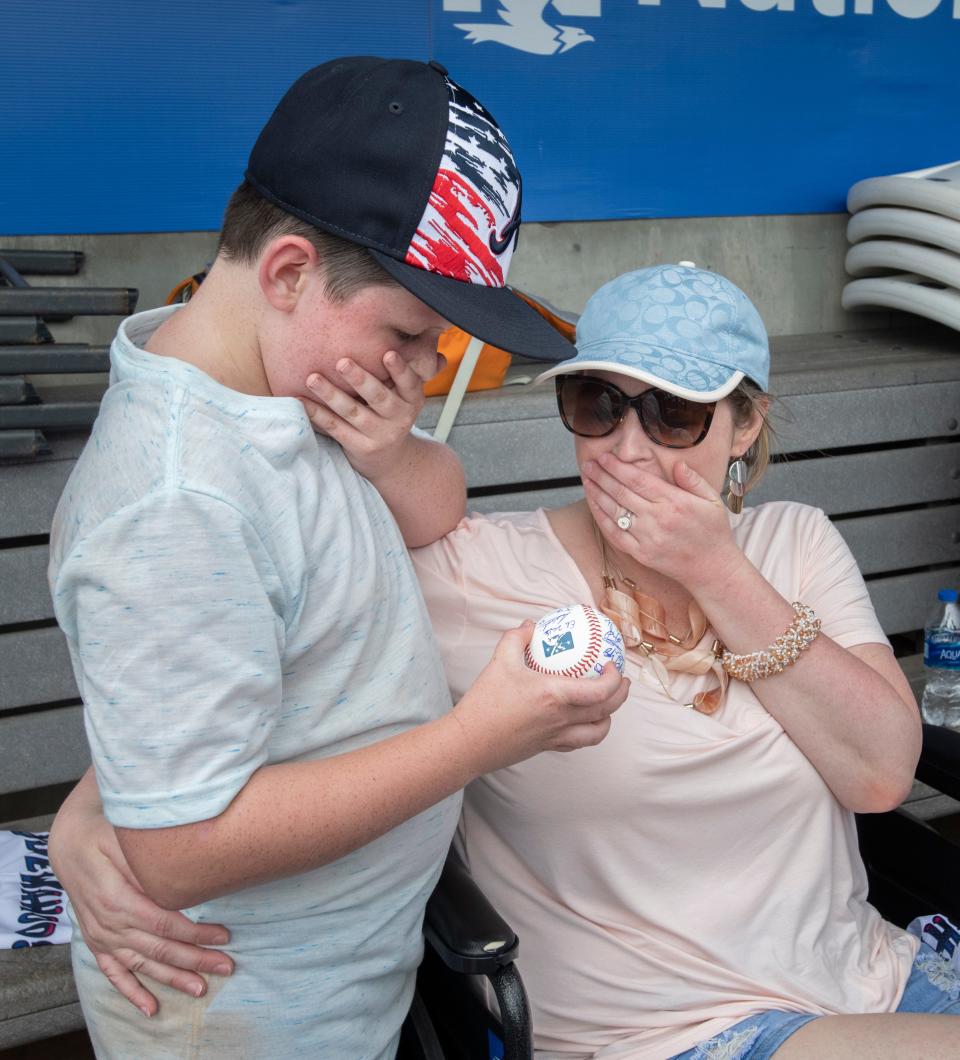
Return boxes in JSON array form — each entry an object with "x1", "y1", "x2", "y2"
[{"x1": 727, "y1": 380, "x2": 774, "y2": 495}]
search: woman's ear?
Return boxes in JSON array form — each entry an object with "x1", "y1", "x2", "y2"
[
  {"x1": 258, "y1": 235, "x2": 319, "y2": 312},
  {"x1": 731, "y1": 395, "x2": 770, "y2": 459}
]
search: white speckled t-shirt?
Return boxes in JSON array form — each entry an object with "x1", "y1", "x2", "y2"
[{"x1": 49, "y1": 306, "x2": 460, "y2": 1059}]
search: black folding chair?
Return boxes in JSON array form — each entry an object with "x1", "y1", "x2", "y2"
[
  {"x1": 858, "y1": 724, "x2": 960, "y2": 928},
  {"x1": 400, "y1": 850, "x2": 532, "y2": 1060}
]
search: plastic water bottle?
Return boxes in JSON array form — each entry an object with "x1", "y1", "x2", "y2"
[{"x1": 920, "y1": 588, "x2": 960, "y2": 729}]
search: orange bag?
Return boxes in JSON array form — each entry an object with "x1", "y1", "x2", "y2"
[
  {"x1": 165, "y1": 270, "x2": 208, "y2": 305},
  {"x1": 424, "y1": 290, "x2": 576, "y2": 397}
]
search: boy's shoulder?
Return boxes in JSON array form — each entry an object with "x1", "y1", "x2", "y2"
[{"x1": 51, "y1": 356, "x2": 315, "y2": 563}]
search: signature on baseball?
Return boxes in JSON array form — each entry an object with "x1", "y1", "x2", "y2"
[{"x1": 524, "y1": 604, "x2": 624, "y2": 679}]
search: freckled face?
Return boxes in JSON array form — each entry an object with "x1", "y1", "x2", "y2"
[
  {"x1": 572, "y1": 371, "x2": 753, "y2": 494},
  {"x1": 260, "y1": 275, "x2": 449, "y2": 400}
]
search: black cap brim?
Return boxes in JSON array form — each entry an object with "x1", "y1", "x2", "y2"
[{"x1": 369, "y1": 250, "x2": 575, "y2": 362}]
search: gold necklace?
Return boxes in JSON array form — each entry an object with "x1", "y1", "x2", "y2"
[{"x1": 592, "y1": 520, "x2": 728, "y2": 714}]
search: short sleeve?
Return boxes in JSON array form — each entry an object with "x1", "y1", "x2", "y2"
[
  {"x1": 51, "y1": 488, "x2": 286, "y2": 829},
  {"x1": 799, "y1": 508, "x2": 889, "y2": 650}
]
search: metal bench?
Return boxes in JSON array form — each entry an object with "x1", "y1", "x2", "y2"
[{"x1": 1, "y1": 323, "x2": 959, "y2": 1049}]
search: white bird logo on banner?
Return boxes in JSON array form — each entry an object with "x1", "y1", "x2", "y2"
[{"x1": 456, "y1": 2, "x2": 596, "y2": 56}]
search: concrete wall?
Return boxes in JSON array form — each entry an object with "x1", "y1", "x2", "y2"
[
  {"x1": 1, "y1": 212, "x2": 894, "y2": 348},
  {"x1": 510, "y1": 213, "x2": 896, "y2": 335},
  {"x1": 0, "y1": 231, "x2": 220, "y2": 347}
]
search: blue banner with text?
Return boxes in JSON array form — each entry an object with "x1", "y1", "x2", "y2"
[{"x1": 2, "y1": 0, "x2": 958, "y2": 233}]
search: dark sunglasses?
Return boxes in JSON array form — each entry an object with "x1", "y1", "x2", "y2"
[{"x1": 556, "y1": 375, "x2": 717, "y2": 449}]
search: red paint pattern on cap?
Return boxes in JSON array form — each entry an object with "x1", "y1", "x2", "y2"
[{"x1": 406, "y1": 170, "x2": 504, "y2": 287}]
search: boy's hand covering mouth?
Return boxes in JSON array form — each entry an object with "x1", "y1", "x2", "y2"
[{"x1": 300, "y1": 350, "x2": 428, "y2": 481}]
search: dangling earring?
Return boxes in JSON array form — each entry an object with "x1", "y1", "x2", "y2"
[{"x1": 726, "y1": 456, "x2": 748, "y2": 514}]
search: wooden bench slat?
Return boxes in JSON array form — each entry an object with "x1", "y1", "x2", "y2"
[
  {"x1": 835, "y1": 507, "x2": 960, "y2": 576},
  {"x1": 902, "y1": 792, "x2": 960, "y2": 821},
  {"x1": 0, "y1": 947, "x2": 82, "y2": 1049},
  {"x1": 771, "y1": 383, "x2": 960, "y2": 453},
  {"x1": 0, "y1": 546, "x2": 51, "y2": 624},
  {"x1": 869, "y1": 567, "x2": 960, "y2": 636},
  {"x1": 0, "y1": 705, "x2": 88, "y2": 796},
  {"x1": 450, "y1": 417, "x2": 576, "y2": 489},
  {"x1": 469, "y1": 485, "x2": 584, "y2": 515},
  {"x1": 0, "y1": 432, "x2": 88, "y2": 540},
  {"x1": 764, "y1": 327, "x2": 960, "y2": 393},
  {"x1": 0, "y1": 628, "x2": 77, "y2": 710},
  {"x1": 750, "y1": 443, "x2": 960, "y2": 514}
]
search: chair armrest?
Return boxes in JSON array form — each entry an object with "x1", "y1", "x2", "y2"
[
  {"x1": 916, "y1": 723, "x2": 960, "y2": 803},
  {"x1": 424, "y1": 851, "x2": 519, "y2": 975}
]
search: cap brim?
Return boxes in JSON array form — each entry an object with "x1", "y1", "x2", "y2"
[
  {"x1": 534, "y1": 359, "x2": 744, "y2": 402},
  {"x1": 369, "y1": 251, "x2": 575, "y2": 362}
]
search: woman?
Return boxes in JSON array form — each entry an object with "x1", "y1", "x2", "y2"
[{"x1": 51, "y1": 266, "x2": 958, "y2": 1058}]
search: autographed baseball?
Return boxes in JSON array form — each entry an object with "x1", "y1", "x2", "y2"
[{"x1": 524, "y1": 604, "x2": 625, "y2": 679}]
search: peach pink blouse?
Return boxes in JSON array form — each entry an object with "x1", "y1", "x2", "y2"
[{"x1": 411, "y1": 501, "x2": 917, "y2": 1060}]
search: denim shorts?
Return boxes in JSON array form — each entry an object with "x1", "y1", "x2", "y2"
[{"x1": 670, "y1": 921, "x2": 960, "y2": 1060}]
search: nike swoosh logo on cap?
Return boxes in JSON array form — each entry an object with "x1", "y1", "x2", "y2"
[{"x1": 489, "y1": 176, "x2": 522, "y2": 256}]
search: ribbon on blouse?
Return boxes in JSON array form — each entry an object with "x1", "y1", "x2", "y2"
[{"x1": 600, "y1": 585, "x2": 728, "y2": 715}]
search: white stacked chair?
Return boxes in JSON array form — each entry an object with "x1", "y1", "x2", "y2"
[{"x1": 843, "y1": 161, "x2": 960, "y2": 331}]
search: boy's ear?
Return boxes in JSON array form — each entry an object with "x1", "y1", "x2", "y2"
[{"x1": 258, "y1": 235, "x2": 320, "y2": 311}]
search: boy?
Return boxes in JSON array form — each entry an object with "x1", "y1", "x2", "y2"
[{"x1": 48, "y1": 57, "x2": 627, "y2": 1057}]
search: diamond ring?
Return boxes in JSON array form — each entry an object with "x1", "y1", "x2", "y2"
[{"x1": 616, "y1": 510, "x2": 634, "y2": 531}]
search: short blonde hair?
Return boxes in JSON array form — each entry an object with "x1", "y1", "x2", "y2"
[{"x1": 727, "y1": 381, "x2": 774, "y2": 494}]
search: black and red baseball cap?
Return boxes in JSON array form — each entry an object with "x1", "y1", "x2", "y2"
[{"x1": 245, "y1": 56, "x2": 573, "y2": 362}]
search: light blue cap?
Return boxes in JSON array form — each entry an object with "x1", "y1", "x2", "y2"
[{"x1": 536, "y1": 265, "x2": 770, "y2": 400}]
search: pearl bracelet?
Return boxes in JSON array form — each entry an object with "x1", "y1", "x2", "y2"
[{"x1": 721, "y1": 602, "x2": 821, "y2": 683}]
